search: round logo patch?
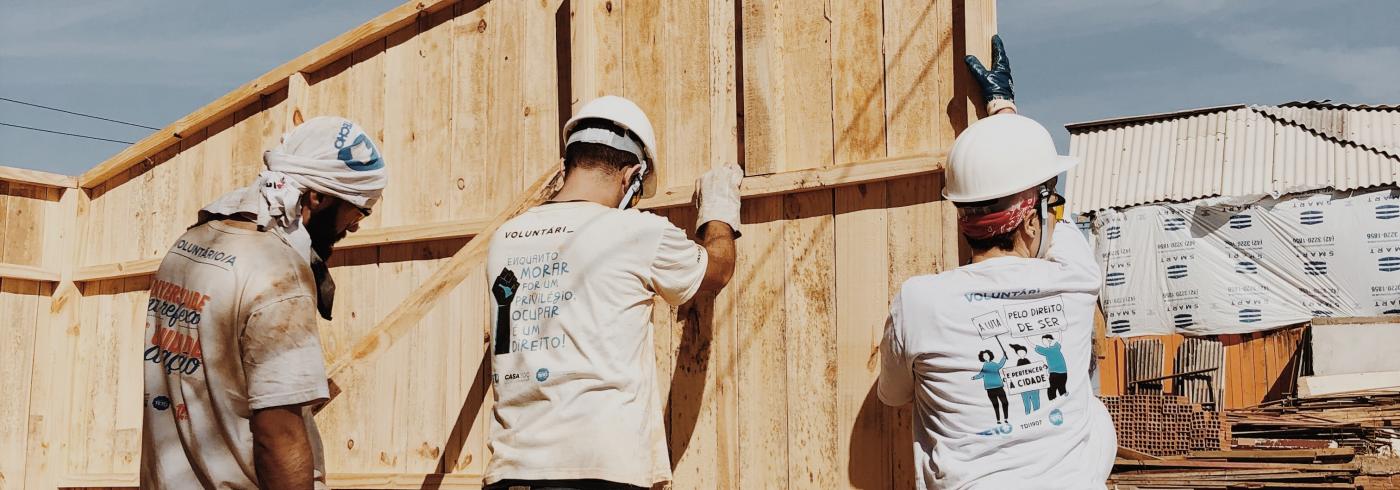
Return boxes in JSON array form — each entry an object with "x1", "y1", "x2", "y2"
[
  {"x1": 152, "y1": 395, "x2": 172, "y2": 411},
  {"x1": 535, "y1": 368, "x2": 550, "y2": 382},
  {"x1": 1049, "y1": 408, "x2": 1064, "y2": 426}
]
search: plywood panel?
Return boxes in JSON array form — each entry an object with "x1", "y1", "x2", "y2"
[
  {"x1": 1, "y1": 184, "x2": 45, "y2": 266},
  {"x1": 782, "y1": 190, "x2": 839, "y2": 488},
  {"x1": 735, "y1": 195, "x2": 788, "y2": 487},
  {"x1": 0, "y1": 279, "x2": 41, "y2": 487},
  {"x1": 742, "y1": 0, "x2": 834, "y2": 174},
  {"x1": 831, "y1": 0, "x2": 887, "y2": 166},
  {"x1": 835, "y1": 182, "x2": 890, "y2": 487}
]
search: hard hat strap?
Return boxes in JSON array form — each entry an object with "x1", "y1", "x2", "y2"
[
  {"x1": 1034, "y1": 185, "x2": 1052, "y2": 259},
  {"x1": 617, "y1": 162, "x2": 648, "y2": 209}
]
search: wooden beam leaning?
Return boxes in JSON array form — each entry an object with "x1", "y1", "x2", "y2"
[
  {"x1": 67, "y1": 151, "x2": 947, "y2": 282},
  {"x1": 324, "y1": 163, "x2": 567, "y2": 381},
  {"x1": 0, "y1": 166, "x2": 77, "y2": 189},
  {"x1": 76, "y1": 0, "x2": 460, "y2": 189}
]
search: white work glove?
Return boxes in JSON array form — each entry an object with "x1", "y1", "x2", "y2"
[{"x1": 696, "y1": 163, "x2": 743, "y2": 238}]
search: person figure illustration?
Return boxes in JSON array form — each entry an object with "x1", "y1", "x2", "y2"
[
  {"x1": 1009, "y1": 344, "x2": 1041, "y2": 414},
  {"x1": 1036, "y1": 334, "x2": 1069, "y2": 400},
  {"x1": 971, "y1": 350, "x2": 1010, "y2": 424}
]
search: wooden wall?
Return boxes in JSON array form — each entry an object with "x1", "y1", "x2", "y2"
[{"x1": 4, "y1": 0, "x2": 999, "y2": 488}]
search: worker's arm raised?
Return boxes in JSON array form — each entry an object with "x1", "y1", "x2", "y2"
[
  {"x1": 965, "y1": 34, "x2": 1017, "y2": 115},
  {"x1": 695, "y1": 164, "x2": 743, "y2": 296}
]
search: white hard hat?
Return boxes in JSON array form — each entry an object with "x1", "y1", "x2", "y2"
[
  {"x1": 562, "y1": 95, "x2": 659, "y2": 198},
  {"x1": 943, "y1": 114, "x2": 1079, "y2": 203}
]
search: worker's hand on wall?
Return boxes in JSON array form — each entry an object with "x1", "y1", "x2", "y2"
[
  {"x1": 965, "y1": 34, "x2": 1017, "y2": 114},
  {"x1": 696, "y1": 163, "x2": 744, "y2": 238}
]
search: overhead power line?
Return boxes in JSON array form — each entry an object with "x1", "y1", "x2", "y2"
[
  {"x1": 0, "y1": 96, "x2": 160, "y2": 130},
  {"x1": 0, "y1": 121, "x2": 134, "y2": 145}
]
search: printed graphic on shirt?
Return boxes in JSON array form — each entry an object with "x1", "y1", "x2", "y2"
[
  {"x1": 491, "y1": 250, "x2": 577, "y2": 356},
  {"x1": 144, "y1": 278, "x2": 212, "y2": 376},
  {"x1": 968, "y1": 294, "x2": 1071, "y2": 434}
]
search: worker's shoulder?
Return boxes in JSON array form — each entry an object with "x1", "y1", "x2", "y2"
[{"x1": 896, "y1": 268, "x2": 964, "y2": 297}]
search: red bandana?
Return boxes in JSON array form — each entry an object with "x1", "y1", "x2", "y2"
[{"x1": 958, "y1": 196, "x2": 1036, "y2": 239}]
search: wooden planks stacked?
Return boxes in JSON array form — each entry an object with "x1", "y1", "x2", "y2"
[
  {"x1": 1109, "y1": 449, "x2": 1365, "y2": 489},
  {"x1": 1102, "y1": 394, "x2": 1228, "y2": 457},
  {"x1": 1228, "y1": 390, "x2": 1400, "y2": 456}
]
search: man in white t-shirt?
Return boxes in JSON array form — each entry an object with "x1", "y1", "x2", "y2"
[
  {"x1": 142, "y1": 117, "x2": 388, "y2": 489},
  {"x1": 483, "y1": 96, "x2": 740, "y2": 489},
  {"x1": 878, "y1": 36, "x2": 1117, "y2": 489}
]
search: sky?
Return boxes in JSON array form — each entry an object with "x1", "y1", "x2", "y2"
[{"x1": 1, "y1": 0, "x2": 1397, "y2": 176}]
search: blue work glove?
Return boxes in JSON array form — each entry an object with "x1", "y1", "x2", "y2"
[{"x1": 964, "y1": 35, "x2": 1014, "y2": 106}]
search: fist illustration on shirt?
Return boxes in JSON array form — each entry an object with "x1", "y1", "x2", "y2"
[{"x1": 492, "y1": 268, "x2": 520, "y2": 305}]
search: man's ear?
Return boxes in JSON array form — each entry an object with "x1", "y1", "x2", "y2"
[
  {"x1": 303, "y1": 190, "x2": 330, "y2": 212},
  {"x1": 622, "y1": 163, "x2": 643, "y2": 185}
]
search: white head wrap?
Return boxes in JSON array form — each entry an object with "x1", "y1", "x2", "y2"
[{"x1": 199, "y1": 116, "x2": 388, "y2": 262}]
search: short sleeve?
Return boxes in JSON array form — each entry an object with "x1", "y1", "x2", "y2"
[
  {"x1": 649, "y1": 223, "x2": 708, "y2": 305},
  {"x1": 1046, "y1": 220, "x2": 1102, "y2": 286},
  {"x1": 878, "y1": 290, "x2": 914, "y2": 406},
  {"x1": 241, "y1": 295, "x2": 329, "y2": 410}
]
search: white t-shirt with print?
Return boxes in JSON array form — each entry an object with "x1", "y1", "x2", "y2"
[
  {"x1": 141, "y1": 220, "x2": 330, "y2": 489},
  {"x1": 484, "y1": 201, "x2": 708, "y2": 487},
  {"x1": 879, "y1": 221, "x2": 1117, "y2": 489}
]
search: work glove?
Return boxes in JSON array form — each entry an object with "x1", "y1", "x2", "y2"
[
  {"x1": 696, "y1": 163, "x2": 743, "y2": 238},
  {"x1": 964, "y1": 34, "x2": 1016, "y2": 114}
]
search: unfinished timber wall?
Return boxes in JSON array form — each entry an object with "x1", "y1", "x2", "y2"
[{"x1": 0, "y1": 0, "x2": 997, "y2": 488}]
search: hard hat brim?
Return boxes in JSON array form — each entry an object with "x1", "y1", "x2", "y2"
[{"x1": 942, "y1": 154, "x2": 1080, "y2": 203}]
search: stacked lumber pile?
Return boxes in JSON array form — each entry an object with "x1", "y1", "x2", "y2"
[
  {"x1": 1102, "y1": 394, "x2": 1228, "y2": 456},
  {"x1": 1106, "y1": 390, "x2": 1400, "y2": 488},
  {"x1": 1228, "y1": 390, "x2": 1400, "y2": 455},
  {"x1": 1109, "y1": 448, "x2": 1364, "y2": 488}
]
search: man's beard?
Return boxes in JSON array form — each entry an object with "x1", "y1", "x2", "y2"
[{"x1": 306, "y1": 206, "x2": 347, "y2": 320}]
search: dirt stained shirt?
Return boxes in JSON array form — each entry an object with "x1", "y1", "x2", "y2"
[
  {"x1": 484, "y1": 201, "x2": 708, "y2": 487},
  {"x1": 141, "y1": 220, "x2": 330, "y2": 489},
  {"x1": 879, "y1": 221, "x2": 1118, "y2": 489}
]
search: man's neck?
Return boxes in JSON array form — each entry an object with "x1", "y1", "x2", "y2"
[
  {"x1": 968, "y1": 236, "x2": 1035, "y2": 264},
  {"x1": 551, "y1": 168, "x2": 624, "y2": 208}
]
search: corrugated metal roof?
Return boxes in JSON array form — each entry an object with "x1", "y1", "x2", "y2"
[{"x1": 1065, "y1": 103, "x2": 1400, "y2": 214}]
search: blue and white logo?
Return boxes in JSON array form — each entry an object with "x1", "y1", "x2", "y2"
[
  {"x1": 1172, "y1": 313, "x2": 1193, "y2": 329},
  {"x1": 334, "y1": 122, "x2": 384, "y2": 171},
  {"x1": 1165, "y1": 263, "x2": 1188, "y2": 279},
  {"x1": 1105, "y1": 272, "x2": 1127, "y2": 287},
  {"x1": 1238, "y1": 308, "x2": 1263, "y2": 324},
  {"x1": 1235, "y1": 261, "x2": 1259, "y2": 274},
  {"x1": 152, "y1": 395, "x2": 171, "y2": 411},
  {"x1": 1228, "y1": 214, "x2": 1253, "y2": 229},
  {"x1": 535, "y1": 368, "x2": 550, "y2": 382},
  {"x1": 1299, "y1": 210, "x2": 1325, "y2": 225},
  {"x1": 1303, "y1": 260, "x2": 1328, "y2": 275},
  {"x1": 1048, "y1": 408, "x2": 1064, "y2": 426},
  {"x1": 1380, "y1": 256, "x2": 1400, "y2": 273},
  {"x1": 1376, "y1": 204, "x2": 1399, "y2": 220},
  {"x1": 1163, "y1": 216, "x2": 1187, "y2": 232},
  {"x1": 1105, "y1": 225, "x2": 1122, "y2": 240},
  {"x1": 1109, "y1": 319, "x2": 1132, "y2": 334}
]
